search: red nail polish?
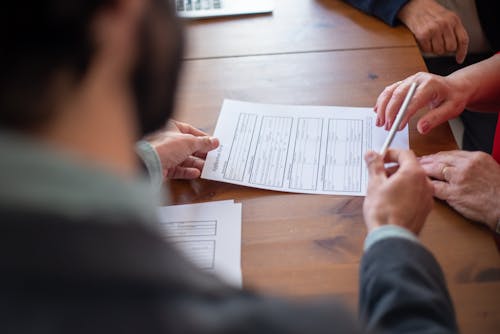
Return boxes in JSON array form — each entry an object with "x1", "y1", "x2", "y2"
[{"x1": 420, "y1": 121, "x2": 430, "y2": 134}]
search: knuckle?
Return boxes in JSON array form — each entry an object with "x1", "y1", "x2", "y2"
[
  {"x1": 415, "y1": 71, "x2": 428, "y2": 78},
  {"x1": 414, "y1": 72, "x2": 430, "y2": 85},
  {"x1": 202, "y1": 136, "x2": 212, "y2": 146},
  {"x1": 427, "y1": 24, "x2": 440, "y2": 35},
  {"x1": 446, "y1": 12, "x2": 459, "y2": 24},
  {"x1": 417, "y1": 30, "x2": 432, "y2": 40},
  {"x1": 453, "y1": 168, "x2": 467, "y2": 183},
  {"x1": 470, "y1": 151, "x2": 488, "y2": 164},
  {"x1": 392, "y1": 87, "x2": 407, "y2": 100},
  {"x1": 445, "y1": 42, "x2": 456, "y2": 52},
  {"x1": 380, "y1": 88, "x2": 390, "y2": 98},
  {"x1": 184, "y1": 136, "x2": 197, "y2": 150},
  {"x1": 383, "y1": 84, "x2": 396, "y2": 94},
  {"x1": 459, "y1": 34, "x2": 469, "y2": 46}
]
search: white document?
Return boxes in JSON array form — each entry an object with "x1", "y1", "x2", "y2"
[
  {"x1": 202, "y1": 100, "x2": 408, "y2": 196},
  {"x1": 157, "y1": 200, "x2": 242, "y2": 287}
]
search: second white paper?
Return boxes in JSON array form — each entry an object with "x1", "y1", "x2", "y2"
[
  {"x1": 202, "y1": 100, "x2": 408, "y2": 196},
  {"x1": 157, "y1": 200, "x2": 242, "y2": 287}
]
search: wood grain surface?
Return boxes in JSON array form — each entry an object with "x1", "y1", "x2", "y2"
[
  {"x1": 182, "y1": 0, "x2": 414, "y2": 59},
  {"x1": 167, "y1": 3, "x2": 500, "y2": 332}
]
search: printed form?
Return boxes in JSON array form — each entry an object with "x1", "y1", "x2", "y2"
[
  {"x1": 202, "y1": 100, "x2": 408, "y2": 196},
  {"x1": 157, "y1": 200, "x2": 242, "y2": 287}
]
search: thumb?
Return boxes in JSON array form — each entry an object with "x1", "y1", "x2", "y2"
[
  {"x1": 189, "y1": 136, "x2": 219, "y2": 154},
  {"x1": 365, "y1": 151, "x2": 386, "y2": 180},
  {"x1": 417, "y1": 100, "x2": 461, "y2": 134}
]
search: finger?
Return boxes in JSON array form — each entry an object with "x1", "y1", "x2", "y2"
[
  {"x1": 166, "y1": 166, "x2": 201, "y2": 180},
  {"x1": 384, "y1": 83, "x2": 412, "y2": 130},
  {"x1": 174, "y1": 120, "x2": 209, "y2": 137},
  {"x1": 385, "y1": 80, "x2": 426, "y2": 131},
  {"x1": 365, "y1": 151, "x2": 387, "y2": 180},
  {"x1": 419, "y1": 150, "x2": 468, "y2": 166},
  {"x1": 431, "y1": 34, "x2": 446, "y2": 55},
  {"x1": 431, "y1": 180, "x2": 452, "y2": 200},
  {"x1": 375, "y1": 82, "x2": 400, "y2": 127},
  {"x1": 416, "y1": 100, "x2": 462, "y2": 134},
  {"x1": 416, "y1": 35, "x2": 433, "y2": 54},
  {"x1": 442, "y1": 24, "x2": 457, "y2": 53},
  {"x1": 187, "y1": 136, "x2": 219, "y2": 155},
  {"x1": 181, "y1": 156, "x2": 205, "y2": 171},
  {"x1": 420, "y1": 161, "x2": 450, "y2": 181},
  {"x1": 383, "y1": 75, "x2": 434, "y2": 132},
  {"x1": 384, "y1": 149, "x2": 419, "y2": 170},
  {"x1": 454, "y1": 24, "x2": 469, "y2": 64},
  {"x1": 194, "y1": 151, "x2": 209, "y2": 159},
  {"x1": 385, "y1": 164, "x2": 399, "y2": 177}
]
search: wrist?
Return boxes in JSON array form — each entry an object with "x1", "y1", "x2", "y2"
[
  {"x1": 365, "y1": 225, "x2": 420, "y2": 251},
  {"x1": 367, "y1": 219, "x2": 419, "y2": 236},
  {"x1": 136, "y1": 140, "x2": 164, "y2": 187},
  {"x1": 397, "y1": 0, "x2": 427, "y2": 24},
  {"x1": 448, "y1": 71, "x2": 476, "y2": 108},
  {"x1": 396, "y1": 0, "x2": 415, "y2": 25}
]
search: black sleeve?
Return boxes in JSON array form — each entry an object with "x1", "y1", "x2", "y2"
[
  {"x1": 359, "y1": 238, "x2": 458, "y2": 334},
  {"x1": 341, "y1": 0, "x2": 411, "y2": 26},
  {"x1": 165, "y1": 295, "x2": 365, "y2": 334}
]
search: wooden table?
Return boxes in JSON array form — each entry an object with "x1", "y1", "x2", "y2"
[
  {"x1": 168, "y1": 1, "x2": 500, "y2": 333},
  {"x1": 184, "y1": 0, "x2": 414, "y2": 59}
]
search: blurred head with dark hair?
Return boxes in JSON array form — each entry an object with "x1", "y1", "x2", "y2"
[{"x1": 0, "y1": 0, "x2": 183, "y2": 158}]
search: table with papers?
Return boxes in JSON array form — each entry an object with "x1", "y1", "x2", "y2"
[
  {"x1": 167, "y1": 1, "x2": 500, "y2": 332},
  {"x1": 202, "y1": 100, "x2": 408, "y2": 196},
  {"x1": 158, "y1": 200, "x2": 242, "y2": 287}
]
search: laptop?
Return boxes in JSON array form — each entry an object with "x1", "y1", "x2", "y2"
[{"x1": 175, "y1": 0, "x2": 274, "y2": 19}]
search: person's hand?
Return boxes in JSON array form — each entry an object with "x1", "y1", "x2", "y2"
[
  {"x1": 374, "y1": 72, "x2": 472, "y2": 134},
  {"x1": 363, "y1": 149, "x2": 434, "y2": 235},
  {"x1": 397, "y1": 0, "x2": 469, "y2": 64},
  {"x1": 147, "y1": 120, "x2": 219, "y2": 180},
  {"x1": 420, "y1": 150, "x2": 500, "y2": 231}
]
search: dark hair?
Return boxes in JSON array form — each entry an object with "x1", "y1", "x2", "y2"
[{"x1": 0, "y1": 1, "x2": 117, "y2": 129}]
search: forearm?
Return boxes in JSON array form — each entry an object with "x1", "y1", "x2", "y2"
[
  {"x1": 450, "y1": 54, "x2": 500, "y2": 112},
  {"x1": 342, "y1": 0, "x2": 410, "y2": 26}
]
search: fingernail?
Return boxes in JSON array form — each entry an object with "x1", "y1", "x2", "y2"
[
  {"x1": 419, "y1": 121, "x2": 430, "y2": 134},
  {"x1": 209, "y1": 137, "x2": 218, "y2": 145},
  {"x1": 376, "y1": 117, "x2": 380, "y2": 126},
  {"x1": 365, "y1": 151, "x2": 377, "y2": 163}
]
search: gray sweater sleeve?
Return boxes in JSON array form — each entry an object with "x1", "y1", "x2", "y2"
[{"x1": 136, "y1": 140, "x2": 164, "y2": 188}]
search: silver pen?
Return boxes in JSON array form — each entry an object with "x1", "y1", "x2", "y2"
[{"x1": 379, "y1": 82, "x2": 418, "y2": 156}]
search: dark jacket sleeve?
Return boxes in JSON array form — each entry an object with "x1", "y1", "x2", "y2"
[
  {"x1": 342, "y1": 0, "x2": 411, "y2": 26},
  {"x1": 1, "y1": 213, "x2": 458, "y2": 334},
  {"x1": 359, "y1": 238, "x2": 458, "y2": 334}
]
